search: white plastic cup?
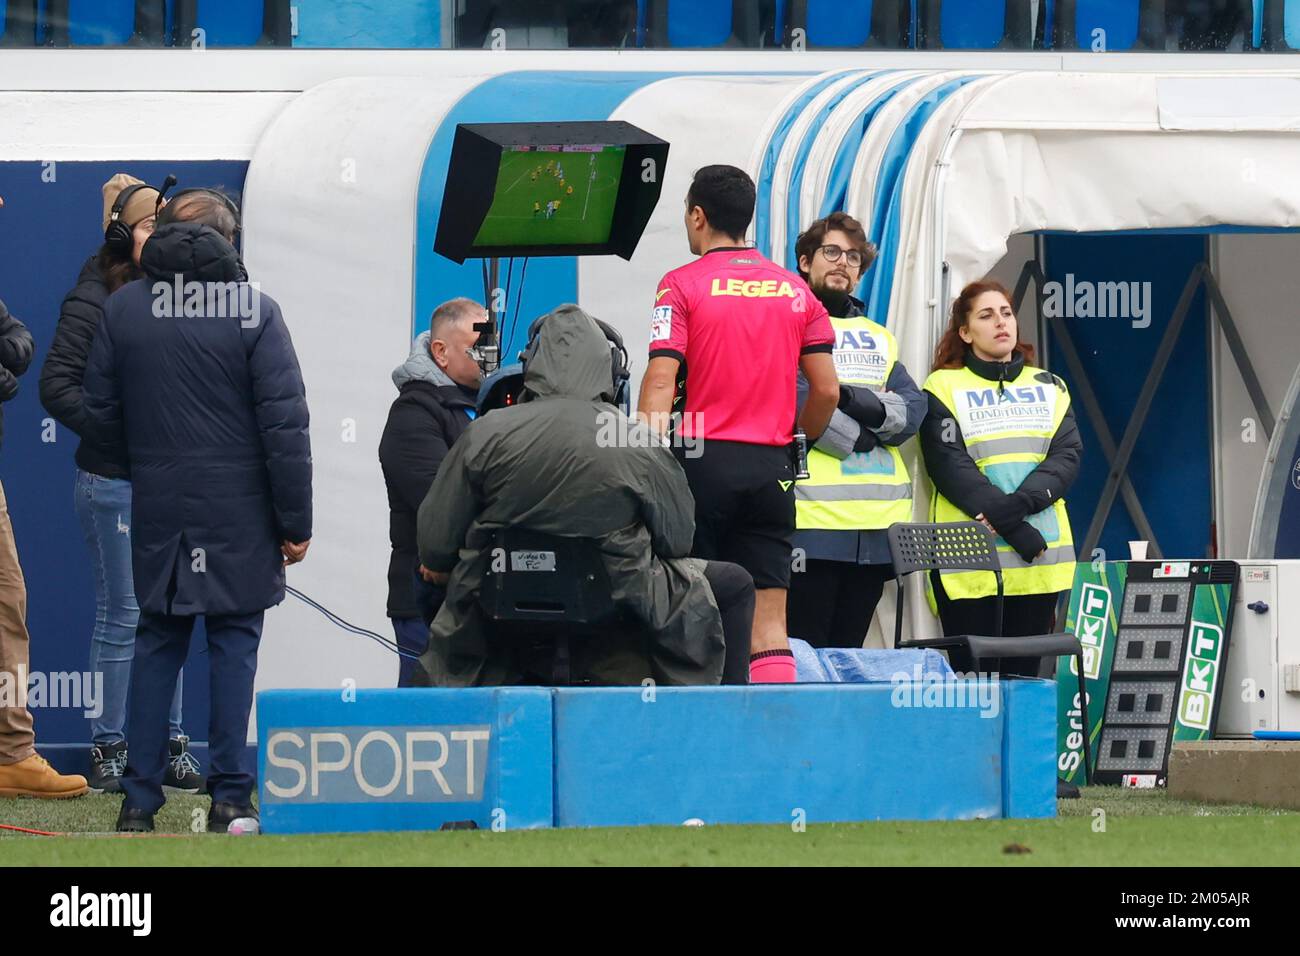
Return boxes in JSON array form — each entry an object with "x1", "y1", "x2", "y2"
[{"x1": 1128, "y1": 541, "x2": 1149, "y2": 561}]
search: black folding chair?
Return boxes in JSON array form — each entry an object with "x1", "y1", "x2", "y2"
[{"x1": 886, "y1": 521, "x2": 1092, "y2": 784}]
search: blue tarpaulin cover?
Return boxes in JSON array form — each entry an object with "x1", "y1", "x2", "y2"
[{"x1": 791, "y1": 638, "x2": 954, "y2": 683}]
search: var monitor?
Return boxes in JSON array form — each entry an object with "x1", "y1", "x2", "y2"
[{"x1": 434, "y1": 121, "x2": 669, "y2": 262}]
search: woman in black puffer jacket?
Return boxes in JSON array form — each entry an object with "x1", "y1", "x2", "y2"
[{"x1": 38, "y1": 174, "x2": 198, "y2": 796}]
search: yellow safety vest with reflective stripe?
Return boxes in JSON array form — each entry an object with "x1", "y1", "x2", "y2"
[
  {"x1": 795, "y1": 315, "x2": 912, "y2": 531},
  {"x1": 922, "y1": 364, "x2": 1076, "y2": 599}
]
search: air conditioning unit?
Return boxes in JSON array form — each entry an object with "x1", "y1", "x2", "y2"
[{"x1": 1216, "y1": 561, "x2": 1300, "y2": 736}]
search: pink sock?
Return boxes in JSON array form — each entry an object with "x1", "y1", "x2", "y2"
[{"x1": 749, "y1": 651, "x2": 796, "y2": 684}]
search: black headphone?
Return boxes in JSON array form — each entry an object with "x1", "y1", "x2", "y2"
[
  {"x1": 520, "y1": 308, "x2": 631, "y2": 407},
  {"x1": 104, "y1": 174, "x2": 177, "y2": 257}
]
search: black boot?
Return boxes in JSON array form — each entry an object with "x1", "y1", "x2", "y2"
[
  {"x1": 88, "y1": 741, "x2": 128, "y2": 794},
  {"x1": 163, "y1": 736, "x2": 205, "y2": 793},
  {"x1": 116, "y1": 805, "x2": 155, "y2": 833},
  {"x1": 208, "y1": 801, "x2": 258, "y2": 834}
]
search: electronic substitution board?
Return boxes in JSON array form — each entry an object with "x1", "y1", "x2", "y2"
[{"x1": 1058, "y1": 560, "x2": 1238, "y2": 787}]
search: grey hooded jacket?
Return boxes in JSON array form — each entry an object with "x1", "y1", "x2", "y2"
[
  {"x1": 379, "y1": 331, "x2": 478, "y2": 619},
  {"x1": 416, "y1": 304, "x2": 725, "y2": 686}
]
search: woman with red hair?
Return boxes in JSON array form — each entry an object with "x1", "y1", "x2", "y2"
[{"x1": 919, "y1": 279, "x2": 1082, "y2": 675}]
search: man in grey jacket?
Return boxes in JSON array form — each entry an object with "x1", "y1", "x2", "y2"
[
  {"x1": 379, "y1": 299, "x2": 483, "y2": 686},
  {"x1": 416, "y1": 304, "x2": 752, "y2": 686}
]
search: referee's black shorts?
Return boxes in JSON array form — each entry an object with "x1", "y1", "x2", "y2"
[{"x1": 676, "y1": 439, "x2": 795, "y2": 590}]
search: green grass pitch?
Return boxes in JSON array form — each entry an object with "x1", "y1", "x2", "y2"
[
  {"x1": 472, "y1": 146, "x2": 625, "y2": 249},
  {"x1": 2, "y1": 788, "x2": 1295, "y2": 866}
]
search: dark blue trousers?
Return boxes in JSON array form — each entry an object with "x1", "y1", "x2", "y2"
[
  {"x1": 391, "y1": 617, "x2": 430, "y2": 688},
  {"x1": 121, "y1": 609, "x2": 263, "y2": 814}
]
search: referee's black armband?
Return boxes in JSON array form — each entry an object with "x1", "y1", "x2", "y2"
[{"x1": 799, "y1": 343, "x2": 834, "y2": 356}]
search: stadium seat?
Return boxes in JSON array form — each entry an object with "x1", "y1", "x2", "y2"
[
  {"x1": 454, "y1": 0, "x2": 495, "y2": 47},
  {"x1": 37, "y1": 0, "x2": 163, "y2": 47},
  {"x1": 454, "y1": 0, "x2": 636, "y2": 49},
  {"x1": 566, "y1": 0, "x2": 639, "y2": 47},
  {"x1": 1064, "y1": 0, "x2": 1142, "y2": 49},
  {"x1": 1260, "y1": 0, "x2": 1300, "y2": 48},
  {"x1": 176, "y1": 0, "x2": 289, "y2": 47},
  {"x1": 783, "y1": 0, "x2": 911, "y2": 48},
  {"x1": 1060, "y1": 0, "x2": 1255, "y2": 51},
  {"x1": 0, "y1": 3, "x2": 289, "y2": 75},
  {"x1": 293, "y1": 0, "x2": 442, "y2": 47},
  {"x1": 645, "y1": 0, "x2": 777, "y2": 48},
  {"x1": 1176, "y1": 0, "x2": 1254, "y2": 49},
  {"x1": 65, "y1": 0, "x2": 138, "y2": 45},
  {"x1": 917, "y1": 0, "x2": 1034, "y2": 49},
  {"x1": 0, "y1": 0, "x2": 39, "y2": 45}
]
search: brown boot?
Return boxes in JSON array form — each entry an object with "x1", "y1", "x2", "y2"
[{"x1": 0, "y1": 753, "x2": 90, "y2": 799}]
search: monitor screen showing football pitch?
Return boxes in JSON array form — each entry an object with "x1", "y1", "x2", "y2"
[{"x1": 471, "y1": 144, "x2": 626, "y2": 250}]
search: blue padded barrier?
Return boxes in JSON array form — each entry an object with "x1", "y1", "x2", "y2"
[
  {"x1": 1288, "y1": 0, "x2": 1300, "y2": 46},
  {"x1": 258, "y1": 688, "x2": 553, "y2": 834},
  {"x1": 552, "y1": 685, "x2": 1006, "y2": 825},
  {"x1": 259, "y1": 682, "x2": 1059, "y2": 832},
  {"x1": 1000, "y1": 679, "x2": 1058, "y2": 818}
]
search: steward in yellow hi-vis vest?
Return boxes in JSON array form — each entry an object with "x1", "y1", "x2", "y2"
[
  {"x1": 795, "y1": 312, "x2": 913, "y2": 532},
  {"x1": 787, "y1": 213, "x2": 928, "y2": 648},
  {"x1": 919, "y1": 278, "x2": 1082, "y2": 675}
]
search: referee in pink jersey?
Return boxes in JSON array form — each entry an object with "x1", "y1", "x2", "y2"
[{"x1": 638, "y1": 165, "x2": 840, "y2": 683}]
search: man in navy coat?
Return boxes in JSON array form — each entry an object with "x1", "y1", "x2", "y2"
[{"x1": 84, "y1": 189, "x2": 312, "y2": 833}]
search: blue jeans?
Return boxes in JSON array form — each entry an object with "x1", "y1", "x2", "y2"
[{"x1": 74, "y1": 469, "x2": 182, "y2": 746}]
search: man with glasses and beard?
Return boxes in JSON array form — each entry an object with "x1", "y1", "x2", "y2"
[{"x1": 787, "y1": 212, "x2": 926, "y2": 648}]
